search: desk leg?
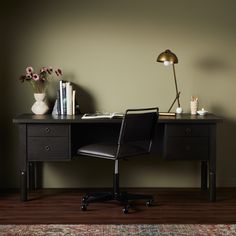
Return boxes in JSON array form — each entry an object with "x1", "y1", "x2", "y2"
[
  {"x1": 209, "y1": 171, "x2": 216, "y2": 201},
  {"x1": 19, "y1": 124, "x2": 28, "y2": 201},
  {"x1": 209, "y1": 124, "x2": 216, "y2": 202},
  {"x1": 29, "y1": 162, "x2": 34, "y2": 190},
  {"x1": 201, "y1": 161, "x2": 208, "y2": 190},
  {"x1": 20, "y1": 170, "x2": 27, "y2": 201},
  {"x1": 29, "y1": 162, "x2": 39, "y2": 190}
]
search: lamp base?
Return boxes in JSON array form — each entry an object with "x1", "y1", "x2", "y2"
[{"x1": 159, "y1": 112, "x2": 176, "y2": 116}]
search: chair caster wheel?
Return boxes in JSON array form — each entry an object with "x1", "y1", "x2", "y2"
[
  {"x1": 122, "y1": 205, "x2": 130, "y2": 214},
  {"x1": 146, "y1": 200, "x2": 153, "y2": 207},
  {"x1": 123, "y1": 207, "x2": 128, "y2": 214},
  {"x1": 81, "y1": 204, "x2": 87, "y2": 211},
  {"x1": 82, "y1": 196, "x2": 88, "y2": 203}
]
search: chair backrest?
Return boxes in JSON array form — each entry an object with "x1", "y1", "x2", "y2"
[{"x1": 116, "y1": 107, "x2": 159, "y2": 158}]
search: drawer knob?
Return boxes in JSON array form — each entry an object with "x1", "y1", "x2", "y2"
[
  {"x1": 45, "y1": 145, "x2": 51, "y2": 151},
  {"x1": 45, "y1": 127, "x2": 51, "y2": 133},
  {"x1": 185, "y1": 128, "x2": 192, "y2": 135}
]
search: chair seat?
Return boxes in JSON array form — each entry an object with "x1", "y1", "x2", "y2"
[
  {"x1": 77, "y1": 143, "x2": 148, "y2": 160},
  {"x1": 77, "y1": 143, "x2": 117, "y2": 159}
]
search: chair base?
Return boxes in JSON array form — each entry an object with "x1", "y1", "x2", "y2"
[{"x1": 81, "y1": 191, "x2": 154, "y2": 213}]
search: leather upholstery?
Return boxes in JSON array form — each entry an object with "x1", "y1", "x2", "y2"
[
  {"x1": 77, "y1": 143, "x2": 117, "y2": 159},
  {"x1": 77, "y1": 142, "x2": 148, "y2": 160}
]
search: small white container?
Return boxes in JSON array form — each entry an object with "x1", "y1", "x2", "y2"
[{"x1": 197, "y1": 108, "x2": 208, "y2": 116}]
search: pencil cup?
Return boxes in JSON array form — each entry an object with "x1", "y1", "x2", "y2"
[{"x1": 190, "y1": 100, "x2": 198, "y2": 115}]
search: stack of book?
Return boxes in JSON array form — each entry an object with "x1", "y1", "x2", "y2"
[{"x1": 55, "y1": 81, "x2": 76, "y2": 115}]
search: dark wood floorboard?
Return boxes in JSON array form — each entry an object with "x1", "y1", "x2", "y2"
[{"x1": 1, "y1": 188, "x2": 236, "y2": 224}]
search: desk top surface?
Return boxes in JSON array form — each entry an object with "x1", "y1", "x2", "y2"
[{"x1": 13, "y1": 113, "x2": 223, "y2": 124}]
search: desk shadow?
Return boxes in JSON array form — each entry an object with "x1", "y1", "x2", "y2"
[
  {"x1": 73, "y1": 84, "x2": 96, "y2": 114},
  {"x1": 194, "y1": 56, "x2": 233, "y2": 74}
]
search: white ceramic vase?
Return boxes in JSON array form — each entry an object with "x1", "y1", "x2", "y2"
[{"x1": 31, "y1": 93, "x2": 49, "y2": 115}]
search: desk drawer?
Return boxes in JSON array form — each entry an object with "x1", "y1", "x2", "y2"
[
  {"x1": 28, "y1": 137, "x2": 70, "y2": 161},
  {"x1": 28, "y1": 124, "x2": 69, "y2": 137},
  {"x1": 164, "y1": 137, "x2": 209, "y2": 160},
  {"x1": 165, "y1": 124, "x2": 209, "y2": 137}
]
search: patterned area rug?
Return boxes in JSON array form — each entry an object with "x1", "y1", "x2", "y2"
[{"x1": 0, "y1": 224, "x2": 236, "y2": 236}]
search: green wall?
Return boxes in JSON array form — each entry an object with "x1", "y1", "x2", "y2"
[{"x1": 1, "y1": 0, "x2": 236, "y2": 188}]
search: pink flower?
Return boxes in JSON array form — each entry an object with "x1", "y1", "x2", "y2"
[
  {"x1": 32, "y1": 73, "x2": 39, "y2": 81},
  {"x1": 40, "y1": 67, "x2": 47, "y2": 73},
  {"x1": 26, "y1": 66, "x2": 34, "y2": 74},
  {"x1": 19, "y1": 66, "x2": 63, "y2": 93},
  {"x1": 56, "y1": 68, "x2": 62, "y2": 76},
  {"x1": 26, "y1": 74, "x2": 32, "y2": 80},
  {"x1": 47, "y1": 67, "x2": 53, "y2": 74}
]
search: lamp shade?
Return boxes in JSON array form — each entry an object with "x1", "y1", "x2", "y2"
[{"x1": 157, "y1": 49, "x2": 178, "y2": 64}]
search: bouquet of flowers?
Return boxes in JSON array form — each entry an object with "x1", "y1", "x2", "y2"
[{"x1": 19, "y1": 66, "x2": 62, "y2": 93}]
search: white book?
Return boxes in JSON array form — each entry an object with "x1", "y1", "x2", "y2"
[
  {"x1": 66, "y1": 82, "x2": 73, "y2": 115},
  {"x1": 82, "y1": 112, "x2": 124, "y2": 119},
  {"x1": 59, "y1": 80, "x2": 64, "y2": 115},
  {"x1": 72, "y1": 90, "x2": 76, "y2": 115}
]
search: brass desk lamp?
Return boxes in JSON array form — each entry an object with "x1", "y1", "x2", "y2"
[{"x1": 157, "y1": 49, "x2": 181, "y2": 113}]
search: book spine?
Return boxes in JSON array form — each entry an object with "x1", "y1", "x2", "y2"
[
  {"x1": 56, "y1": 89, "x2": 61, "y2": 115},
  {"x1": 66, "y1": 82, "x2": 73, "y2": 115},
  {"x1": 62, "y1": 83, "x2": 67, "y2": 115},
  {"x1": 72, "y1": 90, "x2": 76, "y2": 115},
  {"x1": 59, "y1": 80, "x2": 64, "y2": 115}
]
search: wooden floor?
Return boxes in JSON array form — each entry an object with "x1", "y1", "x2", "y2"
[{"x1": 1, "y1": 188, "x2": 236, "y2": 224}]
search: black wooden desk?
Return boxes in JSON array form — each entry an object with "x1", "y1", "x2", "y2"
[{"x1": 13, "y1": 113, "x2": 222, "y2": 202}]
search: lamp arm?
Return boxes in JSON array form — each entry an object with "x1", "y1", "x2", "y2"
[
  {"x1": 168, "y1": 91, "x2": 181, "y2": 113},
  {"x1": 172, "y1": 64, "x2": 180, "y2": 107}
]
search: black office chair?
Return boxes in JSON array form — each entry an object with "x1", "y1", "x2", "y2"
[{"x1": 77, "y1": 107, "x2": 159, "y2": 213}]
